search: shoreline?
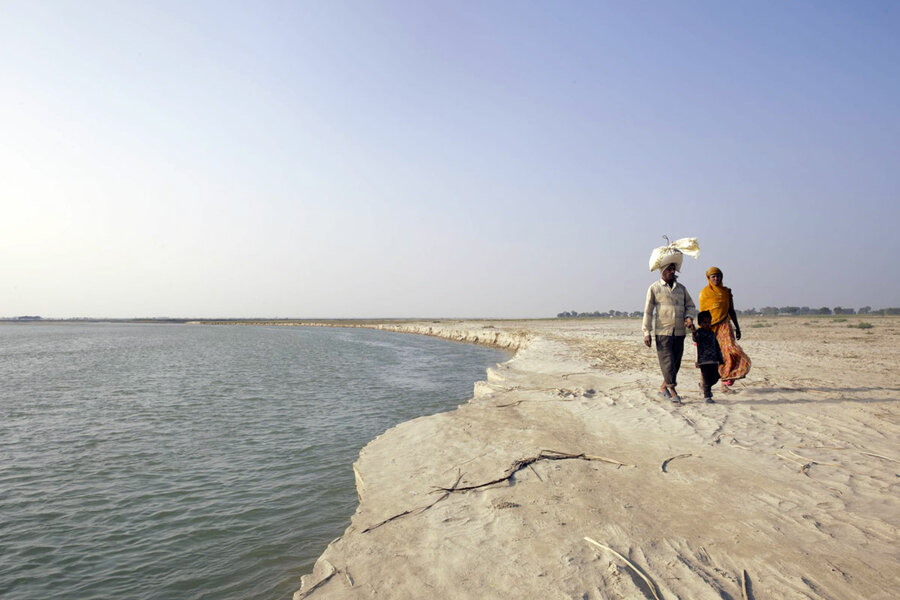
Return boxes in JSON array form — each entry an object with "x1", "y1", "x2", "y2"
[
  {"x1": 289, "y1": 317, "x2": 899, "y2": 599},
  {"x1": 189, "y1": 319, "x2": 531, "y2": 352}
]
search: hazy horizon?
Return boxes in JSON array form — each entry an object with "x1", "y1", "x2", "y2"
[
  {"x1": 3, "y1": 2, "x2": 898, "y2": 319},
  {"x1": 3, "y1": 301, "x2": 896, "y2": 321}
]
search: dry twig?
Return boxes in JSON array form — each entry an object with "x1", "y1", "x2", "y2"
[
  {"x1": 561, "y1": 372, "x2": 593, "y2": 379},
  {"x1": 584, "y1": 537, "x2": 662, "y2": 600},
  {"x1": 860, "y1": 451, "x2": 900, "y2": 464},
  {"x1": 775, "y1": 452, "x2": 805, "y2": 465},
  {"x1": 661, "y1": 453, "x2": 692, "y2": 473},
  {"x1": 295, "y1": 560, "x2": 337, "y2": 599},
  {"x1": 433, "y1": 449, "x2": 630, "y2": 493},
  {"x1": 791, "y1": 446, "x2": 900, "y2": 465},
  {"x1": 361, "y1": 471, "x2": 463, "y2": 533},
  {"x1": 495, "y1": 399, "x2": 524, "y2": 408},
  {"x1": 776, "y1": 452, "x2": 815, "y2": 476},
  {"x1": 788, "y1": 449, "x2": 840, "y2": 467}
]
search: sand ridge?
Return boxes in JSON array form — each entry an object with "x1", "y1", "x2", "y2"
[{"x1": 295, "y1": 317, "x2": 900, "y2": 599}]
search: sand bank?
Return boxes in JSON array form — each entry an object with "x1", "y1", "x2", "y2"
[{"x1": 295, "y1": 317, "x2": 900, "y2": 599}]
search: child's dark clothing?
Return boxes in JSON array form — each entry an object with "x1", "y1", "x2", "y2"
[{"x1": 693, "y1": 328, "x2": 724, "y2": 398}]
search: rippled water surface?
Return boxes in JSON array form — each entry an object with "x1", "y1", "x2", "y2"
[{"x1": 0, "y1": 323, "x2": 507, "y2": 600}]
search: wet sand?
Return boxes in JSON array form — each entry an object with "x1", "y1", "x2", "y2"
[{"x1": 295, "y1": 316, "x2": 900, "y2": 599}]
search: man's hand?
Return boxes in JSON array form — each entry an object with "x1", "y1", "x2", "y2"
[{"x1": 644, "y1": 335, "x2": 652, "y2": 348}]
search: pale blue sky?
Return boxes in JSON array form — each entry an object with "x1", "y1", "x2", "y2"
[{"x1": 1, "y1": 1, "x2": 898, "y2": 318}]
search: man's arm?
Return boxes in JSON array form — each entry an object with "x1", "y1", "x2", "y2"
[{"x1": 642, "y1": 285, "x2": 655, "y2": 347}]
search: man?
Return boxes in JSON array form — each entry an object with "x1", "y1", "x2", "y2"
[{"x1": 643, "y1": 262, "x2": 696, "y2": 404}]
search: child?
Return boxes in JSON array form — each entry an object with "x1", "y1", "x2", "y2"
[{"x1": 692, "y1": 310, "x2": 724, "y2": 403}]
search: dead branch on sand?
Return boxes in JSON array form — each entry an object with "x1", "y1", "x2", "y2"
[
  {"x1": 860, "y1": 451, "x2": 900, "y2": 464},
  {"x1": 792, "y1": 446, "x2": 900, "y2": 465},
  {"x1": 583, "y1": 537, "x2": 662, "y2": 600},
  {"x1": 777, "y1": 449, "x2": 843, "y2": 476},
  {"x1": 361, "y1": 471, "x2": 463, "y2": 533},
  {"x1": 776, "y1": 452, "x2": 807, "y2": 466},
  {"x1": 433, "y1": 450, "x2": 631, "y2": 493},
  {"x1": 776, "y1": 452, "x2": 816, "y2": 476},
  {"x1": 661, "y1": 453, "x2": 692, "y2": 473},
  {"x1": 295, "y1": 560, "x2": 337, "y2": 599},
  {"x1": 561, "y1": 372, "x2": 593, "y2": 379},
  {"x1": 495, "y1": 399, "x2": 524, "y2": 408},
  {"x1": 788, "y1": 449, "x2": 840, "y2": 466},
  {"x1": 787, "y1": 446, "x2": 900, "y2": 464},
  {"x1": 528, "y1": 463, "x2": 544, "y2": 482}
]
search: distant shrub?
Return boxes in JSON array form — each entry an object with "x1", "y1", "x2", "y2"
[
  {"x1": 833, "y1": 317, "x2": 847, "y2": 323},
  {"x1": 751, "y1": 321, "x2": 772, "y2": 328},
  {"x1": 848, "y1": 322, "x2": 874, "y2": 329}
]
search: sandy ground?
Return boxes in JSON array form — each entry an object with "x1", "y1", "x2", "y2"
[{"x1": 294, "y1": 316, "x2": 900, "y2": 600}]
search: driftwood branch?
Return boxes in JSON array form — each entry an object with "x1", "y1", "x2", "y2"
[
  {"x1": 777, "y1": 449, "x2": 843, "y2": 476},
  {"x1": 860, "y1": 451, "x2": 900, "y2": 464},
  {"x1": 360, "y1": 450, "x2": 630, "y2": 533},
  {"x1": 295, "y1": 560, "x2": 337, "y2": 599},
  {"x1": 584, "y1": 537, "x2": 662, "y2": 600},
  {"x1": 788, "y1": 449, "x2": 840, "y2": 467},
  {"x1": 433, "y1": 449, "x2": 630, "y2": 493},
  {"x1": 661, "y1": 453, "x2": 692, "y2": 473},
  {"x1": 361, "y1": 471, "x2": 463, "y2": 533},
  {"x1": 495, "y1": 399, "x2": 524, "y2": 408},
  {"x1": 791, "y1": 446, "x2": 900, "y2": 464},
  {"x1": 775, "y1": 452, "x2": 812, "y2": 475},
  {"x1": 775, "y1": 452, "x2": 805, "y2": 465},
  {"x1": 741, "y1": 569, "x2": 753, "y2": 600}
]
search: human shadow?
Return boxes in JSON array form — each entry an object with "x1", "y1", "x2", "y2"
[
  {"x1": 714, "y1": 396, "x2": 899, "y2": 407},
  {"x1": 748, "y1": 387, "x2": 900, "y2": 394}
]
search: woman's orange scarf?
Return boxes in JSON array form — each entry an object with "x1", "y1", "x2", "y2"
[{"x1": 699, "y1": 267, "x2": 731, "y2": 325}]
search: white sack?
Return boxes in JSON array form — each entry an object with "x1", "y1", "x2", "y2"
[{"x1": 648, "y1": 237, "x2": 700, "y2": 272}]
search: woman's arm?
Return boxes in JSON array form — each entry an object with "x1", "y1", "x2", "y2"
[{"x1": 729, "y1": 291, "x2": 741, "y2": 340}]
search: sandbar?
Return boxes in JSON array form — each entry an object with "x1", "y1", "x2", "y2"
[{"x1": 295, "y1": 317, "x2": 900, "y2": 599}]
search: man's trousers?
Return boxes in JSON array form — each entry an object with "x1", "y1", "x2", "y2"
[{"x1": 655, "y1": 334, "x2": 685, "y2": 387}]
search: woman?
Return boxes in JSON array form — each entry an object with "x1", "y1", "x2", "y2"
[{"x1": 698, "y1": 267, "x2": 751, "y2": 388}]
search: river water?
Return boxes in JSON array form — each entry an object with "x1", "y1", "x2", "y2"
[{"x1": 0, "y1": 323, "x2": 507, "y2": 600}]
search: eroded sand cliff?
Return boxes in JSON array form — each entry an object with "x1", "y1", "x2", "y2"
[{"x1": 295, "y1": 317, "x2": 900, "y2": 599}]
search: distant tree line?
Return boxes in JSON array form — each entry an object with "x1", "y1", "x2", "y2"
[
  {"x1": 736, "y1": 306, "x2": 900, "y2": 316},
  {"x1": 557, "y1": 310, "x2": 644, "y2": 319},
  {"x1": 557, "y1": 306, "x2": 900, "y2": 318}
]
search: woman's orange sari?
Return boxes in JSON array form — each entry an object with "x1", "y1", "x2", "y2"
[
  {"x1": 712, "y1": 319, "x2": 750, "y2": 383},
  {"x1": 699, "y1": 274, "x2": 751, "y2": 384}
]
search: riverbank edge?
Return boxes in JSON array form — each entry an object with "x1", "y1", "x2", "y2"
[
  {"x1": 194, "y1": 319, "x2": 534, "y2": 596},
  {"x1": 189, "y1": 320, "x2": 532, "y2": 352},
  {"x1": 193, "y1": 318, "x2": 900, "y2": 599}
]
